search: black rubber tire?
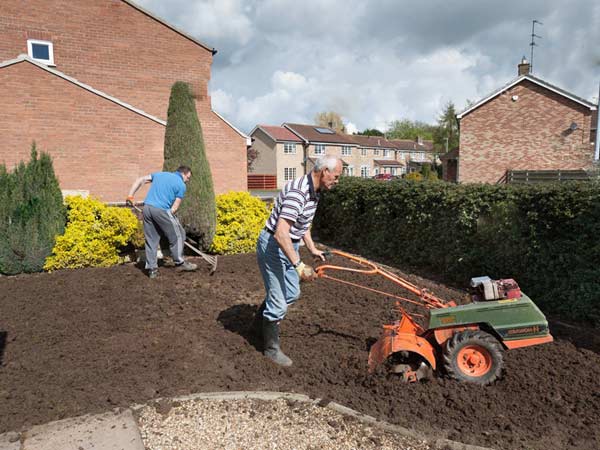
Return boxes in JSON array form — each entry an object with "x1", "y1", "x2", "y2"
[{"x1": 443, "y1": 330, "x2": 504, "y2": 385}]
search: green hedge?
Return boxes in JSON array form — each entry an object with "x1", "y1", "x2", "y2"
[{"x1": 313, "y1": 178, "x2": 600, "y2": 325}]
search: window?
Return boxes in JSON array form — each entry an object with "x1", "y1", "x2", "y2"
[
  {"x1": 314, "y1": 127, "x2": 335, "y2": 134},
  {"x1": 373, "y1": 149, "x2": 380, "y2": 156},
  {"x1": 341, "y1": 146, "x2": 352, "y2": 156},
  {"x1": 360, "y1": 165, "x2": 370, "y2": 178},
  {"x1": 284, "y1": 167, "x2": 297, "y2": 181},
  {"x1": 360, "y1": 148, "x2": 368, "y2": 157},
  {"x1": 383, "y1": 149, "x2": 390, "y2": 158},
  {"x1": 314, "y1": 144, "x2": 326, "y2": 155},
  {"x1": 344, "y1": 165, "x2": 354, "y2": 176},
  {"x1": 27, "y1": 39, "x2": 54, "y2": 65},
  {"x1": 283, "y1": 143, "x2": 296, "y2": 154},
  {"x1": 398, "y1": 151, "x2": 408, "y2": 160}
]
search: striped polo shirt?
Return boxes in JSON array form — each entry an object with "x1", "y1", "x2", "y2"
[{"x1": 265, "y1": 174, "x2": 320, "y2": 240}]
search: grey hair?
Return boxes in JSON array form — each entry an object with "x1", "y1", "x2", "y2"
[{"x1": 313, "y1": 154, "x2": 341, "y2": 172}]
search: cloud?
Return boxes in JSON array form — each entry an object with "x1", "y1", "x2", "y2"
[{"x1": 136, "y1": 0, "x2": 600, "y2": 133}]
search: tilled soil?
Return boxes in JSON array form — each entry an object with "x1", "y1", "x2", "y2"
[{"x1": 0, "y1": 252, "x2": 599, "y2": 450}]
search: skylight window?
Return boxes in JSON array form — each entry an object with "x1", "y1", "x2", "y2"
[
  {"x1": 314, "y1": 127, "x2": 335, "y2": 134},
  {"x1": 27, "y1": 39, "x2": 55, "y2": 66}
]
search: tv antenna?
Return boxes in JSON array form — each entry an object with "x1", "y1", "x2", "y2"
[{"x1": 530, "y1": 19, "x2": 543, "y2": 74}]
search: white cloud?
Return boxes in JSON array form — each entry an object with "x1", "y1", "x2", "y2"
[{"x1": 140, "y1": 0, "x2": 600, "y2": 133}]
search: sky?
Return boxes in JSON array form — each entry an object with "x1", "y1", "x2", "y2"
[{"x1": 137, "y1": 0, "x2": 600, "y2": 135}]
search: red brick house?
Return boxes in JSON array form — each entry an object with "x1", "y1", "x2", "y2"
[
  {"x1": 0, "y1": 0, "x2": 249, "y2": 202},
  {"x1": 447, "y1": 60, "x2": 598, "y2": 183}
]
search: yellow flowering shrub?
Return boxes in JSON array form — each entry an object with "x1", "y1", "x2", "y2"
[
  {"x1": 404, "y1": 172, "x2": 423, "y2": 181},
  {"x1": 44, "y1": 196, "x2": 139, "y2": 270},
  {"x1": 210, "y1": 191, "x2": 270, "y2": 254}
]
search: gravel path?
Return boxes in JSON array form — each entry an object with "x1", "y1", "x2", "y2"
[{"x1": 135, "y1": 397, "x2": 434, "y2": 450}]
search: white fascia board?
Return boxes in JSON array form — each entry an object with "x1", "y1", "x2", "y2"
[
  {"x1": 0, "y1": 55, "x2": 166, "y2": 125},
  {"x1": 212, "y1": 110, "x2": 251, "y2": 146},
  {"x1": 308, "y1": 141, "x2": 357, "y2": 146}
]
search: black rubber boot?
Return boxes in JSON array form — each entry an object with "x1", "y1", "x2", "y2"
[
  {"x1": 251, "y1": 301, "x2": 266, "y2": 335},
  {"x1": 262, "y1": 318, "x2": 292, "y2": 367}
]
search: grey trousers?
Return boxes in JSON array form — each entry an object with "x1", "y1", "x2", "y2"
[{"x1": 143, "y1": 204, "x2": 185, "y2": 270}]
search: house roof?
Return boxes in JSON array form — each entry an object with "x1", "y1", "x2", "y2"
[
  {"x1": 253, "y1": 125, "x2": 303, "y2": 143},
  {"x1": 283, "y1": 123, "x2": 356, "y2": 145},
  {"x1": 121, "y1": 0, "x2": 216, "y2": 55},
  {"x1": 457, "y1": 74, "x2": 597, "y2": 119},
  {"x1": 373, "y1": 159, "x2": 404, "y2": 166},
  {"x1": 389, "y1": 139, "x2": 434, "y2": 151},
  {"x1": 351, "y1": 135, "x2": 396, "y2": 149},
  {"x1": 1, "y1": 55, "x2": 166, "y2": 125}
]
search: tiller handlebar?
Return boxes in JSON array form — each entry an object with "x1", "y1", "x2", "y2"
[
  {"x1": 315, "y1": 250, "x2": 449, "y2": 311},
  {"x1": 315, "y1": 250, "x2": 454, "y2": 379}
]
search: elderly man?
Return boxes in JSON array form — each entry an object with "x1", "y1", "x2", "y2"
[
  {"x1": 256, "y1": 154, "x2": 343, "y2": 366},
  {"x1": 127, "y1": 165, "x2": 197, "y2": 278}
]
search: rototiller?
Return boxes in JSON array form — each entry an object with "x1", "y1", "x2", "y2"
[{"x1": 315, "y1": 250, "x2": 553, "y2": 385}]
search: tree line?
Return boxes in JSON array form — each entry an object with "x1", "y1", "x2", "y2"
[{"x1": 314, "y1": 101, "x2": 460, "y2": 154}]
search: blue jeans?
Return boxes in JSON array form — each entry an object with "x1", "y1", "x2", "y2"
[{"x1": 256, "y1": 229, "x2": 301, "y2": 322}]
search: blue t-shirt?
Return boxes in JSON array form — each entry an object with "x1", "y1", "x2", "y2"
[{"x1": 144, "y1": 171, "x2": 186, "y2": 210}]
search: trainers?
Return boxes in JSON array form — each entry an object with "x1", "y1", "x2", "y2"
[
  {"x1": 148, "y1": 269, "x2": 159, "y2": 279},
  {"x1": 175, "y1": 261, "x2": 197, "y2": 272}
]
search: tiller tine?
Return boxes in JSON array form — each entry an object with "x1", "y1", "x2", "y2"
[
  {"x1": 368, "y1": 310, "x2": 436, "y2": 382},
  {"x1": 392, "y1": 362, "x2": 433, "y2": 382}
]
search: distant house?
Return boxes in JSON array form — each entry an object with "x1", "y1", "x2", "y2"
[
  {"x1": 0, "y1": 0, "x2": 249, "y2": 202},
  {"x1": 249, "y1": 123, "x2": 435, "y2": 191},
  {"x1": 446, "y1": 58, "x2": 598, "y2": 183}
]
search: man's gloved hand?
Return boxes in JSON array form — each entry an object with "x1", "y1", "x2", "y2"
[
  {"x1": 294, "y1": 261, "x2": 317, "y2": 281},
  {"x1": 126, "y1": 196, "x2": 134, "y2": 207}
]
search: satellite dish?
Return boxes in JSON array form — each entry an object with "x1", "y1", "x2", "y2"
[{"x1": 570, "y1": 122, "x2": 578, "y2": 131}]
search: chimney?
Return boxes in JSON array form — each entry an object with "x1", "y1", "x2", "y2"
[{"x1": 518, "y1": 56, "x2": 530, "y2": 76}]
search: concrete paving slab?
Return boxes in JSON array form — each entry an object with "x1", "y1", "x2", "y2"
[
  {"x1": 0, "y1": 431, "x2": 21, "y2": 450},
  {"x1": 22, "y1": 409, "x2": 144, "y2": 450}
]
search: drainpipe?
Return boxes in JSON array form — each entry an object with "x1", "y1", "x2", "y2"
[{"x1": 595, "y1": 81, "x2": 600, "y2": 161}]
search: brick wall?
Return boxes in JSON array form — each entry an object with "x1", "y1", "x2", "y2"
[
  {"x1": 0, "y1": 0, "x2": 247, "y2": 195},
  {"x1": 458, "y1": 80, "x2": 594, "y2": 183},
  {"x1": 0, "y1": 61, "x2": 165, "y2": 202}
]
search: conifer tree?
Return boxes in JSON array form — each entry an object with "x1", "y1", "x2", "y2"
[
  {"x1": 0, "y1": 144, "x2": 66, "y2": 274},
  {"x1": 163, "y1": 82, "x2": 216, "y2": 250}
]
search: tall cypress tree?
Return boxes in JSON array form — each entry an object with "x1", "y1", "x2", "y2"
[
  {"x1": 163, "y1": 81, "x2": 216, "y2": 250},
  {"x1": 0, "y1": 144, "x2": 66, "y2": 274}
]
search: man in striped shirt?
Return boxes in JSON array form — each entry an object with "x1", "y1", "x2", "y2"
[{"x1": 256, "y1": 154, "x2": 343, "y2": 366}]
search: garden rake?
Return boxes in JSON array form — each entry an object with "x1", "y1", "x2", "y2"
[{"x1": 131, "y1": 204, "x2": 217, "y2": 275}]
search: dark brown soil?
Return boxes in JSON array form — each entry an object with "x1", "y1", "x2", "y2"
[{"x1": 1, "y1": 252, "x2": 599, "y2": 450}]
